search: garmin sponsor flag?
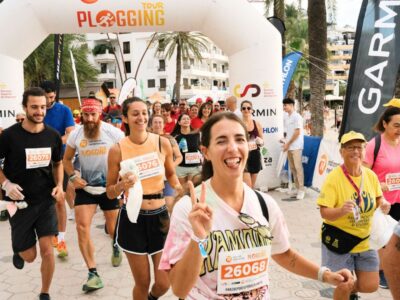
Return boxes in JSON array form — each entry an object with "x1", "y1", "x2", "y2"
[
  {"x1": 340, "y1": 0, "x2": 400, "y2": 140},
  {"x1": 282, "y1": 51, "x2": 302, "y2": 96},
  {"x1": 53, "y1": 34, "x2": 64, "y2": 102}
]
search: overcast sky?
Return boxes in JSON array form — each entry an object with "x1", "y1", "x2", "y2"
[{"x1": 255, "y1": 0, "x2": 363, "y2": 28}]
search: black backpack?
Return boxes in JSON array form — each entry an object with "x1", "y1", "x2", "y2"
[
  {"x1": 371, "y1": 134, "x2": 381, "y2": 170},
  {"x1": 254, "y1": 190, "x2": 269, "y2": 222}
]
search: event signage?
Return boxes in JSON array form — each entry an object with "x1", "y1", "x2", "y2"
[
  {"x1": 340, "y1": 0, "x2": 400, "y2": 140},
  {"x1": 282, "y1": 51, "x2": 302, "y2": 97},
  {"x1": 312, "y1": 138, "x2": 343, "y2": 191}
]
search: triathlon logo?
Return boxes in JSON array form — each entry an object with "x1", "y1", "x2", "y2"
[
  {"x1": 318, "y1": 154, "x2": 328, "y2": 175},
  {"x1": 233, "y1": 84, "x2": 261, "y2": 98}
]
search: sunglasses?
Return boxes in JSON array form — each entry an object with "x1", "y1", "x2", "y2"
[
  {"x1": 241, "y1": 106, "x2": 252, "y2": 111},
  {"x1": 16, "y1": 118, "x2": 24, "y2": 122},
  {"x1": 109, "y1": 97, "x2": 116, "y2": 99},
  {"x1": 238, "y1": 213, "x2": 273, "y2": 240}
]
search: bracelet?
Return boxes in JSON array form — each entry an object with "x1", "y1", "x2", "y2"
[
  {"x1": 68, "y1": 174, "x2": 77, "y2": 182},
  {"x1": 318, "y1": 266, "x2": 330, "y2": 282},
  {"x1": 191, "y1": 234, "x2": 208, "y2": 258}
]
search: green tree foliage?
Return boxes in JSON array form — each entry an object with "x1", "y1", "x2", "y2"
[
  {"x1": 24, "y1": 34, "x2": 98, "y2": 88},
  {"x1": 153, "y1": 32, "x2": 208, "y2": 101}
]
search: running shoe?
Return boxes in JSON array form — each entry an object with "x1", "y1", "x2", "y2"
[
  {"x1": 379, "y1": 270, "x2": 389, "y2": 289},
  {"x1": 111, "y1": 243, "x2": 122, "y2": 267},
  {"x1": 38, "y1": 293, "x2": 50, "y2": 300},
  {"x1": 67, "y1": 209, "x2": 75, "y2": 221},
  {"x1": 52, "y1": 236, "x2": 58, "y2": 248},
  {"x1": 82, "y1": 272, "x2": 104, "y2": 292},
  {"x1": 0, "y1": 210, "x2": 8, "y2": 221},
  {"x1": 296, "y1": 190, "x2": 305, "y2": 200},
  {"x1": 57, "y1": 240, "x2": 68, "y2": 258},
  {"x1": 349, "y1": 294, "x2": 360, "y2": 300},
  {"x1": 12, "y1": 253, "x2": 24, "y2": 270}
]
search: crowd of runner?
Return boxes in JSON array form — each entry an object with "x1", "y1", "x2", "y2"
[{"x1": 0, "y1": 82, "x2": 399, "y2": 300}]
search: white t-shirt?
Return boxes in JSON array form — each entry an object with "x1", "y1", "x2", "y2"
[
  {"x1": 67, "y1": 122, "x2": 124, "y2": 186},
  {"x1": 159, "y1": 180, "x2": 290, "y2": 300},
  {"x1": 283, "y1": 111, "x2": 303, "y2": 150}
]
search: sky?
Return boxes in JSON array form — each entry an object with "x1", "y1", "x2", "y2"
[{"x1": 254, "y1": 0, "x2": 363, "y2": 28}]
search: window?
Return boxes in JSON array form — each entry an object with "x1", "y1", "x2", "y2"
[
  {"x1": 123, "y1": 41, "x2": 130, "y2": 54},
  {"x1": 148, "y1": 79, "x2": 156, "y2": 88},
  {"x1": 124, "y1": 61, "x2": 131, "y2": 73},
  {"x1": 158, "y1": 39, "x2": 165, "y2": 51},
  {"x1": 160, "y1": 78, "x2": 167, "y2": 90},
  {"x1": 159, "y1": 59, "x2": 165, "y2": 71},
  {"x1": 105, "y1": 81, "x2": 114, "y2": 89},
  {"x1": 222, "y1": 65, "x2": 225, "y2": 73},
  {"x1": 100, "y1": 63, "x2": 107, "y2": 74},
  {"x1": 213, "y1": 63, "x2": 217, "y2": 71}
]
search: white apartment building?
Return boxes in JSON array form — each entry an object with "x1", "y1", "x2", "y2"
[
  {"x1": 326, "y1": 25, "x2": 355, "y2": 94},
  {"x1": 86, "y1": 32, "x2": 229, "y2": 101}
]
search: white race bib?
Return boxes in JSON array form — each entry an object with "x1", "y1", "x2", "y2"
[
  {"x1": 386, "y1": 173, "x2": 400, "y2": 191},
  {"x1": 248, "y1": 140, "x2": 258, "y2": 151},
  {"x1": 185, "y1": 152, "x2": 202, "y2": 164},
  {"x1": 25, "y1": 148, "x2": 51, "y2": 169},
  {"x1": 217, "y1": 246, "x2": 270, "y2": 295},
  {"x1": 131, "y1": 152, "x2": 163, "y2": 180}
]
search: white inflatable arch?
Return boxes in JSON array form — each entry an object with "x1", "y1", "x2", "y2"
[{"x1": 0, "y1": 0, "x2": 283, "y2": 188}]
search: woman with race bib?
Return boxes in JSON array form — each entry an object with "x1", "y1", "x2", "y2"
[
  {"x1": 106, "y1": 97, "x2": 182, "y2": 300},
  {"x1": 159, "y1": 112, "x2": 353, "y2": 299},
  {"x1": 172, "y1": 113, "x2": 202, "y2": 189},
  {"x1": 241, "y1": 100, "x2": 264, "y2": 188},
  {"x1": 364, "y1": 100, "x2": 400, "y2": 289}
]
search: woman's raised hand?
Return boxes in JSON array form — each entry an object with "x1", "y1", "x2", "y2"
[{"x1": 188, "y1": 181, "x2": 213, "y2": 239}]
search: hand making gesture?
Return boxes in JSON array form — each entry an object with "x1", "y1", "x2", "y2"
[{"x1": 188, "y1": 181, "x2": 213, "y2": 240}]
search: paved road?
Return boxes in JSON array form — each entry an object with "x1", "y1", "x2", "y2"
[{"x1": 0, "y1": 189, "x2": 392, "y2": 299}]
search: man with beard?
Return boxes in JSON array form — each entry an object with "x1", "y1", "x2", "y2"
[
  {"x1": 0, "y1": 87, "x2": 64, "y2": 300},
  {"x1": 63, "y1": 98, "x2": 124, "y2": 292},
  {"x1": 40, "y1": 81, "x2": 75, "y2": 258}
]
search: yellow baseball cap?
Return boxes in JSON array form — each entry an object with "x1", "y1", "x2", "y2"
[
  {"x1": 340, "y1": 131, "x2": 366, "y2": 144},
  {"x1": 73, "y1": 109, "x2": 80, "y2": 115},
  {"x1": 383, "y1": 98, "x2": 400, "y2": 108}
]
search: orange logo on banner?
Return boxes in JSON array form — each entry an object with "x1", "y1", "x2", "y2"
[
  {"x1": 318, "y1": 154, "x2": 328, "y2": 175},
  {"x1": 81, "y1": 0, "x2": 98, "y2": 4},
  {"x1": 96, "y1": 10, "x2": 116, "y2": 27}
]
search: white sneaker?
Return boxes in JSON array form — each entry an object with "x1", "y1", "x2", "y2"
[
  {"x1": 68, "y1": 209, "x2": 75, "y2": 221},
  {"x1": 296, "y1": 190, "x2": 305, "y2": 200},
  {"x1": 287, "y1": 189, "x2": 297, "y2": 197}
]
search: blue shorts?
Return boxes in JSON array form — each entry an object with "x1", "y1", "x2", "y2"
[
  {"x1": 163, "y1": 181, "x2": 175, "y2": 197},
  {"x1": 321, "y1": 243, "x2": 379, "y2": 272}
]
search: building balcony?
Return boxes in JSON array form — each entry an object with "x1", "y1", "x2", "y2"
[
  {"x1": 98, "y1": 72, "x2": 116, "y2": 81},
  {"x1": 211, "y1": 71, "x2": 229, "y2": 78},
  {"x1": 94, "y1": 52, "x2": 115, "y2": 63},
  {"x1": 328, "y1": 44, "x2": 354, "y2": 51},
  {"x1": 330, "y1": 54, "x2": 352, "y2": 60},
  {"x1": 210, "y1": 53, "x2": 229, "y2": 62},
  {"x1": 159, "y1": 87, "x2": 166, "y2": 91}
]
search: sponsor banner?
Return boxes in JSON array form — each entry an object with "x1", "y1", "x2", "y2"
[
  {"x1": 54, "y1": 34, "x2": 64, "y2": 102},
  {"x1": 340, "y1": 1, "x2": 400, "y2": 141},
  {"x1": 312, "y1": 138, "x2": 343, "y2": 191},
  {"x1": 0, "y1": 54, "x2": 23, "y2": 129},
  {"x1": 282, "y1": 51, "x2": 302, "y2": 97}
]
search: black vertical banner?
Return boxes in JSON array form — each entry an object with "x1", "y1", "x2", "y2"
[
  {"x1": 54, "y1": 34, "x2": 64, "y2": 102},
  {"x1": 340, "y1": 0, "x2": 400, "y2": 141}
]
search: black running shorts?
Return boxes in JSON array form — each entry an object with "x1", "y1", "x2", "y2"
[
  {"x1": 9, "y1": 200, "x2": 58, "y2": 253},
  {"x1": 115, "y1": 205, "x2": 169, "y2": 255},
  {"x1": 75, "y1": 189, "x2": 120, "y2": 211}
]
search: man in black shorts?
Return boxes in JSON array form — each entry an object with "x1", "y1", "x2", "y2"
[
  {"x1": 0, "y1": 87, "x2": 64, "y2": 300},
  {"x1": 63, "y1": 98, "x2": 124, "y2": 292}
]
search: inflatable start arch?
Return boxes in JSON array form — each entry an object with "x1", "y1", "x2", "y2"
[{"x1": 0, "y1": 0, "x2": 283, "y2": 188}]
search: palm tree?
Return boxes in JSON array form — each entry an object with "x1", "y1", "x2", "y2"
[
  {"x1": 153, "y1": 32, "x2": 208, "y2": 101},
  {"x1": 307, "y1": 0, "x2": 327, "y2": 136},
  {"x1": 24, "y1": 34, "x2": 98, "y2": 88}
]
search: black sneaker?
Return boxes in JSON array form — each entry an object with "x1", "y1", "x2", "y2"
[
  {"x1": 0, "y1": 210, "x2": 8, "y2": 221},
  {"x1": 39, "y1": 293, "x2": 50, "y2": 300},
  {"x1": 12, "y1": 253, "x2": 24, "y2": 269},
  {"x1": 349, "y1": 293, "x2": 360, "y2": 300},
  {"x1": 379, "y1": 270, "x2": 389, "y2": 289}
]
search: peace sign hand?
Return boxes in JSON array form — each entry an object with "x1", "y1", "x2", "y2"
[{"x1": 188, "y1": 181, "x2": 213, "y2": 239}]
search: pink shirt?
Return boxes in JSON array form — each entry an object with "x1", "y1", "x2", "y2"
[
  {"x1": 365, "y1": 134, "x2": 400, "y2": 204},
  {"x1": 159, "y1": 180, "x2": 290, "y2": 299}
]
